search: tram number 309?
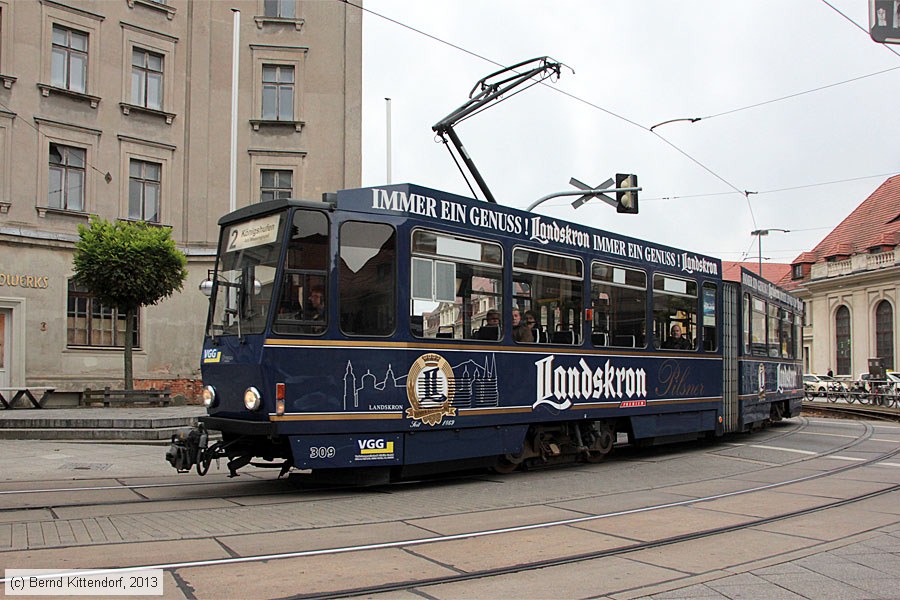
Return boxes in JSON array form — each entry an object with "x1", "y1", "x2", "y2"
[{"x1": 309, "y1": 446, "x2": 337, "y2": 459}]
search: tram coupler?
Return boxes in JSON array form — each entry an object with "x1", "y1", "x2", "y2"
[{"x1": 166, "y1": 423, "x2": 211, "y2": 474}]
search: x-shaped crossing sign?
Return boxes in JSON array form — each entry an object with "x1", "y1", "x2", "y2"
[{"x1": 569, "y1": 177, "x2": 616, "y2": 209}]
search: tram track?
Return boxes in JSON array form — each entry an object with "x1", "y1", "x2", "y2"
[
  {"x1": 802, "y1": 401, "x2": 900, "y2": 422},
  {"x1": 305, "y1": 483, "x2": 900, "y2": 600},
  {"x1": 0, "y1": 418, "x2": 825, "y2": 515},
  {"x1": 0, "y1": 418, "x2": 874, "y2": 519},
  {"x1": 2, "y1": 435, "x2": 898, "y2": 596}
]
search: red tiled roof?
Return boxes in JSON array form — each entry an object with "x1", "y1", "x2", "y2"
[
  {"x1": 722, "y1": 261, "x2": 792, "y2": 287},
  {"x1": 794, "y1": 175, "x2": 900, "y2": 265}
]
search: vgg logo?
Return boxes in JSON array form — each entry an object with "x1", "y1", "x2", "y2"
[
  {"x1": 358, "y1": 439, "x2": 389, "y2": 450},
  {"x1": 202, "y1": 349, "x2": 221, "y2": 363}
]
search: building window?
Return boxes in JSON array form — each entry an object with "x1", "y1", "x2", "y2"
[
  {"x1": 792, "y1": 264, "x2": 803, "y2": 280},
  {"x1": 875, "y1": 300, "x2": 894, "y2": 370},
  {"x1": 128, "y1": 159, "x2": 161, "y2": 222},
  {"x1": 261, "y1": 169, "x2": 292, "y2": 202},
  {"x1": 264, "y1": 0, "x2": 295, "y2": 18},
  {"x1": 835, "y1": 305, "x2": 851, "y2": 375},
  {"x1": 67, "y1": 281, "x2": 140, "y2": 348},
  {"x1": 262, "y1": 65, "x2": 294, "y2": 120},
  {"x1": 51, "y1": 25, "x2": 88, "y2": 93},
  {"x1": 131, "y1": 49, "x2": 163, "y2": 110},
  {"x1": 49, "y1": 143, "x2": 85, "y2": 211}
]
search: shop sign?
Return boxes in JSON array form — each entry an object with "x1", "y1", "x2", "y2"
[{"x1": 0, "y1": 273, "x2": 50, "y2": 289}]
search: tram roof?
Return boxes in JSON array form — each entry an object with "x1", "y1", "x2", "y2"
[
  {"x1": 337, "y1": 183, "x2": 725, "y2": 280},
  {"x1": 217, "y1": 183, "x2": 729, "y2": 281},
  {"x1": 218, "y1": 197, "x2": 334, "y2": 226}
]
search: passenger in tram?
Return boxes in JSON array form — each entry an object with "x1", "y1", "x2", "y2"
[
  {"x1": 663, "y1": 323, "x2": 691, "y2": 350},
  {"x1": 516, "y1": 310, "x2": 538, "y2": 343},
  {"x1": 476, "y1": 309, "x2": 501, "y2": 340},
  {"x1": 525, "y1": 310, "x2": 547, "y2": 342},
  {"x1": 512, "y1": 307, "x2": 533, "y2": 342}
]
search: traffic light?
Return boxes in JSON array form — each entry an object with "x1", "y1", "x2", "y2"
[{"x1": 615, "y1": 173, "x2": 638, "y2": 214}]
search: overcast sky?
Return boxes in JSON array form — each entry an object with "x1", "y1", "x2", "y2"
[{"x1": 358, "y1": 0, "x2": 900, "y2": 265}]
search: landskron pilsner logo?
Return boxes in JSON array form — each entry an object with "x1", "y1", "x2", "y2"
[{"x1": 406, "y1": 353, "x2": 457, "y2": 426}]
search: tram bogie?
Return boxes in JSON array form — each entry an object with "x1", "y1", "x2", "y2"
[{"x1": 167, "y1": 184, "x2": 803, "y2": 480}]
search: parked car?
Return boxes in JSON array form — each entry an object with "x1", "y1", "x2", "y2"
[{"x1": 803, "y1": 374, "x2": 846, "y2": 399}]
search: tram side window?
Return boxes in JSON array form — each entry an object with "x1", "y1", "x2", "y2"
[
  {"x1": 274, "y1": 210, "x2": 329, "y2": 335},
  {"x1": 339, "y1": 222, "x2": 396, "y2": 336},
  {"x1": 781, "y1": 310, "x2": 794, "y2": 359},
  {"x1": 590, "y1": 262, "x2": 646, "y2": 348},
  {"x1": 702, "y1": 282, "x2": 717, "y2": 352},
  {"x1": 513, "y1": 248, "x2": 583, "y2": 345},
  {"x1": 768, "y1": 304, "x2": 781, "y2": 357},
  {"x1": 743, "y1": 293, "x2": 751, "y2": 355},
  {"x1": 410, "y1": 230, "x2": 503, "y2": 341},
  {"x1": 652, "y1": 274, "x2": 697, "y2": 351},
  {"x1": 750, "y1": 297, "x2": 767, "y2": 356}
]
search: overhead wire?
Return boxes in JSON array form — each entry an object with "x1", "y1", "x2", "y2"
[
  {"x1": 343, "y1": 0, "x2": 760, "y2": 227},
  {"x1": 346, "y1": 0, "x2": 898, "y2": 256},
  {"x1": 0, "y1": 97, "x2": 111, "y2": 183}
]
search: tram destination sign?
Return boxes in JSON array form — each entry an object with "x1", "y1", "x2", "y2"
[
  {"x1": 346, "y1": 184, "x2": 720, "y2": 277},
  {"x1": 225, "y1": 213, "x2": 280, "y2": 252}
]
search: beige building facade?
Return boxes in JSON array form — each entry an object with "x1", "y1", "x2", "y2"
[
  {"x1": 0, "y1": 0, "x2": 361, "y2": 399},
  {"x1": 790, "y1": 176, "x2": 899, "y2": 377}
]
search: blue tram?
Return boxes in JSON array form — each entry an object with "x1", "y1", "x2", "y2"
[{"x1": 166, "y1": 183, "x2": 803, "y2": 478}]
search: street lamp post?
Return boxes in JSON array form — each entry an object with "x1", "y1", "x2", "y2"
[{"x1": 750, "y1": 229, "x2": 790, "y2": 276}]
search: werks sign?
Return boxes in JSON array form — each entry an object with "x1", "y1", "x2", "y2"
[{"x1": 0, "y1": 273, "x2": 49, "y2": 289}]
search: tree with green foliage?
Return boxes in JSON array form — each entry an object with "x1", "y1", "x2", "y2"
[{"x1": 72, "y1": 217, "x2": 188, "y2": 390}]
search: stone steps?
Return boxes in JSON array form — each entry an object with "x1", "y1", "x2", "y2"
[{"x1": 0, "y1": 407, "x2": 204, "y2": 442}]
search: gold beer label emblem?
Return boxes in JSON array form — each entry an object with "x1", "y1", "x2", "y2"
[{"x1": 406, "y1": 353, "x2": 457, "y2": 426}]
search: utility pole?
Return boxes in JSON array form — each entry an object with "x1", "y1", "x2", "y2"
[{"x1": 750, "y1": 229, "x2": 789, "y2": 276}]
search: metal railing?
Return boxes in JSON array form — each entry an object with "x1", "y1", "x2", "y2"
[{"x1": 804, "y1": 378, "x2": 899, "y2": 409}]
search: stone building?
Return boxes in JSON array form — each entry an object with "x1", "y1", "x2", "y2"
[
  {"x1": 790, "y1": 176, "x2": 899, "y2": 376},
  {"x1": 0, "y1": 0, "x2": 361, "y2": 400}
]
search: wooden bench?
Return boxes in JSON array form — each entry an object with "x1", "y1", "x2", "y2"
[
  {"x1": 81, "y1": 387, "x2": 172, "y2": 407},
  {"x1": 0, "y1": 387, "x2": 56, "y2": 409}
]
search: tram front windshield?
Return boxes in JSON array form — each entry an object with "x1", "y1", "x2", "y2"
[{"x1": 208, "y1": 211, "x2": 285, "y2": 337}]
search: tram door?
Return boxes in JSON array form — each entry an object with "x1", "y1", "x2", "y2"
[
  {"x1": 722, "y1": 283, "x2": 739, "y2": 433},
  {"x1": 0, "y1": 309, "x2": 9, "y2": 389}
]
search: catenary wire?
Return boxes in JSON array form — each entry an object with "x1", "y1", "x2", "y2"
[
  {"x1": 342, "y1": 0, "x2": 899, "y2": 234},
  {"x1": 820, "y1": 0, "x2": 900, "y2": 58}
]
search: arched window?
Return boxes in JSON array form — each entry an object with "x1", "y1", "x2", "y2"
[
  {"x1": 875, "y1": 300, "x2": 894, "y2": 370},
  {"x1": 835, "y1": 305, "x2": 851, "y2": 375}
]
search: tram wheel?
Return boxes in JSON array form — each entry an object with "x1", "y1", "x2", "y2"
[
  {"x1": 769, "y1": 402, "x2": 784, "y2": 422},
  {"x1": 493, "y1": 455, "x2": 522, "y2": 474},
  {"x1": 583, "y1": 422, "x2": 614, "y2": 463}
]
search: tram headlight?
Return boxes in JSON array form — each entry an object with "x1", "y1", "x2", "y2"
[
  {"x1": 244, "y1": 387, "x2": 262, "y2": 411},
  {"x1": 202, "y1": 385, "x2": 217, "y2": 407}
]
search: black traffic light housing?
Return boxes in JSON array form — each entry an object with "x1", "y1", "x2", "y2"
[{"x1": 615, "y1": 173, "x2": 639, "y2": 214}]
